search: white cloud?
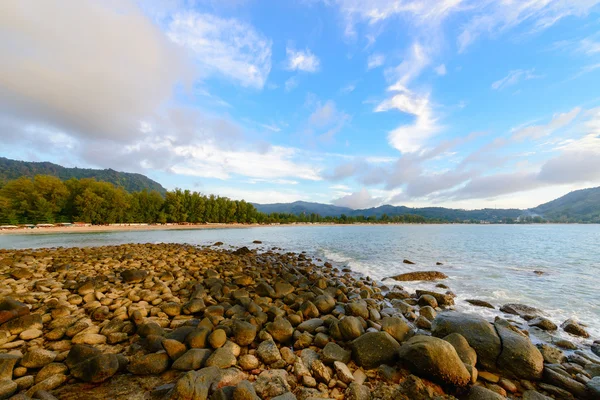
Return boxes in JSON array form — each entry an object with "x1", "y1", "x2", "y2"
[
  {"x1": 385, "y1": 42, "x2": 431, "y2": 87},
  {"x1": 435, "y1": 64, "x2": 447, "y2": 76},
  {"x1": 285, "y1": 76, "x2": 299, "y2": 92},
  {"x1": 167, "y1": 11, "x2": 272, "y2": 89},
  {"x1": 332, "y1": 188, "x2": 382, "y2": 209},
  {"x1": 207, "y1": 186, "x2": 311, "y2": 204},
  {"x1": 458, "y1": 1, "x2": 600, "y2": 53},
  {"x1": 367, "y1": 53, "x2": 385, "y2": 70},
  {"x1": 512, "y1": 107, "x2": 581, "y2": 141},
  {"x1": 375, "y1": 86, "x2": 441, "y2": 153},
  {"x1": 307, "y1": 101, "x2": 351, "y2": 144},
  {"x1": 259, "y1": 123, "x2": 282, "y2": 132},
  {"x1": 340, "y1": 83, "x2": 356, "y2": 93},
  {"x1": 491, "y1": 69, "x2": 540, "y2": 90},
  {"x1": 0, "y1": 0, "x2": 187, "y2": 142},
  {"x1": 285, "y1": 46, "x2": 320, "y2": 72}
]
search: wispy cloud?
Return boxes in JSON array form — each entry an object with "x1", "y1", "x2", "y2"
[
  {"x1": 491, "y1": 69, "x2": 540, "y2": 90},
  {"x1": 367, "y1": 53, "x2": 385, "y2": 70},
  {"x1": 168, "y1": 12, "x2": 272, "y2": 89},
  {"x1": 285, "y1": 46, "x2": 320, "y2": 72},
  {"x1": 332, "y1": 188, "x2": 382, "y2": 209},
  {"x1": 512, "y1": 107, "x2": 581, "y2": 141},
  {"x1": 434, "y1": 64, "x2": 447, "y2": 76},
  {"x1": 285, "y1": 76, "x2": 299, "y2": 92}
]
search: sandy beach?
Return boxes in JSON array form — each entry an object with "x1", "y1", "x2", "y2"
[{"x1": 0, "y1": 223, "x2": 262, "y2": 235}]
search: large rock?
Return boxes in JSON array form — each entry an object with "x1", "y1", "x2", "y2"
[
  {"x1": 128, "y1": 352, "x2": 170, "y2": 375},
  {"x1": 500, "y1": 303, "x2": 543, "y2": 318},
  {"x1": 587, "y1": 376, "x2": 600, "y2": 398},
  {"x1": 398, "y1": 335, "x2": 471, "y2": 387},
  {"x1": 254, "y1": 370, "x2": 291, "y2": 399},
  {"x1": 170, "y1": 367, "x2": 221, "y2": 400},
  {"x1": 321, "y1": 342, "x2": 351, "y2": 364},
  {"x1": 120, "y1": 269, "x2": 148, "y2": 283},
  {"x1": 70, "y1": 353, "x2": 119, "y2": 383},
  {"x1": 443, "y1": 333, "x2": 477, "y2": 366},
  {"x1": 266, "y1": 318, "x2": 294, "y2": 343},
  {"x1": 387, "y1": 271, "x2": 448, "y2": 281},
  {"x1": 0, "y1": 379, "x2": 17, "y2": 399},
  {"x1": 415, "y1": 290, "x2": 454, "y2": 307},
  {"x1": 0, "y1": 298, "x2": 29, "y2": 325},
  {"x1": 432, "y1": 312, "x2": 501, "y2": 370},
  {"x1": 380, "y1": 317, "x2": 411, "y2": 343},
  {"x1": 233, "y1": 320, "x2": 257, "y2": 346},
  {"x1": 494, "y1": 319, "x2": 543, "y2": 380},
  {"x1": 339, "y1": 316, "x2": 364, "y2": 341},
  {"x1": 561, "y1": 319, "x2": 589, "y2": 338},
  {"x1": 172, "y1": 349, "x2": 212, "y2": 371},
  {"x1": 1, "y1": 313, "x2": 42, "y2": 335},
  {"x1": 20, "y1": 349, "x2": 56, "y2": 369},
  {"x1": 351, "y1": 331, "x2": 400, "y2": 369}
]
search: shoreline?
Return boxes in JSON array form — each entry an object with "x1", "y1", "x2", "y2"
[
  {"x1": 0, "y1": 243, "x2": 598, "y2": 399},
  {"x1": 0, "y1": 221, "x2": 585, "y2": 236}
]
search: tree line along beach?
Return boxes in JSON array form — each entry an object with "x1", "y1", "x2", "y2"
[{"x1": 0, "y1": 243, "x2": 598, "y2": 400}]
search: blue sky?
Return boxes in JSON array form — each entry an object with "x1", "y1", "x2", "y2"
[{"x1": 2, "y1": 0, "x2": 600, "y2": 209}]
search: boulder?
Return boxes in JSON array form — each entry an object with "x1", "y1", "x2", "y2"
[
  {"x1": 128, "y1": 352, "x2": 170, "y2": 375},
  {"x1": 398, "y1": 335, "x2": 471, "y2": 387},
  {"x1": 561, "y1": 319, "x2": 589, "y2": 338},
  {"x1": 415, "y1": 290, "x2": 454, "y2": 307},
  {"x1": 528, "y1": 317, "x2": 557, "y2": 331},
  {"x1": 494, "y1": 319, "x2": 543, "y2": 380},
  {"x1": 172, "y1": 349, "x2": 212, "y2": 371},
  {"x1": 20, "y1": 349, "x2": 56, "y2": 369},
  {"x1": 70, "y1": 353, "x2": 119, "y2": 383},
  {"x1": 339, "y1": 316, "x2": 364, "y2": 341},
  {"x1": 1, "y1": 314, "x2": 42, "y2": 335},
  {"x1": 233, "y1": 320, "x2": 257, "y2": 346},
  {"x1": 387, "y1": 271, "x2": 448, "y2": 281},
  {"x1": 170, "y1": 367, "x2": 221, "y2": 400},
  {"x1": 254, "y1": 370, "x2": 291, "y2": 399},
  {"x1": 380, "y1": 317, "x2": 411, "y2": 343},
  {"x1": 443, "y1": 333, "x2": 477, "y2": 366},
  {"x1": 351, "y1": 331, "x2": 400, "y2": 369},
  {"x1": 120, "y1": 269, "x2": 147, "y2": 283},
  {"x1": 587, "y1": 376, "x2": 600, "y2": 398},
  {"x1": 0, "y1": 354, "x2": 20, "y2": 381},
  {"x1": 465, "y1": 299, "x2": 494, "y2": 309},
  {"x1": 321, "y1": 342, "x2": 351, "y2": 365},
  {"x1": 206, "y1": 348, "x2": 237, "y2": 369},
  {"x1": 266, "y1": 318, "x2": 294, "y2": 343},
  {"x1": 499, "y1": 303, "x2": 543, "y2": 318},
  {"x1": 432, "y1": 312, "x2": 501, "y2": 370}
]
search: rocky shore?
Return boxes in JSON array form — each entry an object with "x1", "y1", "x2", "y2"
[{"x1": 0, "y1": 243, "x2": 598, "y2": 400}]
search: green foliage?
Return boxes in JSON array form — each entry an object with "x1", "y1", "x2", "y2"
[
  {"x1": 0, "y1": 157, "x2": 166, "y2": 195},
  {"x1": 531, "y1": 186, "x2": 600, "y2": 223}
]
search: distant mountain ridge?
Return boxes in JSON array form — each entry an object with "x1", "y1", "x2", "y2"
[
  {"x1": 255, "y1": 187, "x2": 600, "y2": 223},
  {"x1": 0, "y1": 157, "x2": 166, "y2": 195}
]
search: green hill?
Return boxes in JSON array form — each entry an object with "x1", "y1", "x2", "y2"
[
  {"x1": 531, "y1": 186, "x2": 600, "y2": 222},
  {"x1": 0, "y1": 157, "x2": 166, "y2": 195}
]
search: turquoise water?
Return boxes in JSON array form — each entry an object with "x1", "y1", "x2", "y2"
[{"x1": 1, "y1": 224, "x2": 599, "y2": 339}]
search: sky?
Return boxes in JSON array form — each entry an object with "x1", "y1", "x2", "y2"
[{"x1": 2, "y1": 1, "x2": 600, "y2": 210}]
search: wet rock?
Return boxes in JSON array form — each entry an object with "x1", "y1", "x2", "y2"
[
  {"x1": 587, "y1": 376, "x2": 600, "y2": 398},
  {"x1": 398, "y1": 335, "x2": 471, "y2": 387},
  {"x1": 528, "y1": 317, "x2": 557, "y2": 331},
  {"x1": 187, "y1": 328, "x2": 211, "y2": 348},
  {"x1": 465, "y1": 299, "x2": 494, "y2": 309},
  {"x1": 561, "y1": 319, "x2": 589, "y2": 338},
  {"x1": 172, "y1": 349, "x2": 212, "y2": 371},
  {"x1": 537, "y1": 344, "x2": 565, "y2": 364},
  {"x1": 543, "y1": 367, "x2": 588, "y2": 398},
  {"x1": 418, "y1": 294, "x2": 438, "y2": 308},
  {"x1": 415, "y1": 290, "x2": 454, "y2": 307},
  {"x1": 351, "y1": 331, "x2": 400, "y2": 369},
  {"x1": 466, "y1": 386, "x2": 505, "y2": 400},
  {"x1": 403, "y1": 259, "x2": 415, "y2": 264},
  {"x1": 128, "y1": 352, "x2": 170, "y2": 375},
  {"x1": 432, "y1": 312, "x2": 501, "y2": 370},
  {"x1": 499, "y1": 303, "x2": 543, "y2": 318},
  {"x1": 321, "y1": 342, "x2": 351, "y2": 365},
  {"x1": 339, "y1": 316, "x2": 364, "y2": 341},
  {"x1": 387, "y1": 271, "x2": 448, "y2": 281},
  {"x1": 494, "y1": 318, "x2": 543, "y2": 380}
]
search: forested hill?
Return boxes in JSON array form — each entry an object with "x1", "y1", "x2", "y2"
[
  {"x1": 0, "y1": 157, "x2": 166, "y2": 194},
  {"x1": 254, "y1": 202, "x2": 524, "y2": 222},
  {"x1": 531, "y1": 186, "x2": 600, "y2": 222}
]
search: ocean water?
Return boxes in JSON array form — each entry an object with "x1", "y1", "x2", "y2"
[{"x1": 1, "y1": 224, "x2": 599, "y2": 340}]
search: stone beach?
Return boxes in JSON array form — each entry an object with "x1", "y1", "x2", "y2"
[{"x1": 0, "y1": 243, "x2": 598, "y2": 400}]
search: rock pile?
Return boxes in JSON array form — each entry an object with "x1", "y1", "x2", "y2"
[{"x1": 0, "y1": 244, "x2": 598, "y2": 399}]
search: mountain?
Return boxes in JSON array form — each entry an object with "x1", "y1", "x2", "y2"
[
  {"x1": 254, "y1": 201, "x2": 523, "y2": 222},
  {"x1": 252, "y1": 201, "x2": 353, "y2": 217},
  {"x1": 0, "y1": 157, "x2": 166, "y2": 195},
  {"x1": 531, "y1": 186, "x2": 600, "y2": 222}
]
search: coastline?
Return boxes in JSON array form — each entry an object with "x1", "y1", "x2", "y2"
[{"x1": 0, "y1": 243, "x2": 598, "y2": 399}]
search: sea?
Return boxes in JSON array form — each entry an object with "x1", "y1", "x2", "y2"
[{"x1": 2, "y1": 224, "x2": 599, "y2": 341}]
